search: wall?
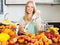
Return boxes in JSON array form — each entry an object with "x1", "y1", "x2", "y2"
[
  {"x1": 37, "y1": 5, "x2": 60, "y2": 22},
  {"x1": 0, "y1": 0, "x2": 60, "y2": 24}
]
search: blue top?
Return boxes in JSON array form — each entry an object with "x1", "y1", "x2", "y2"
[{"x1": 19, "y1": 16, "x2": 42, "y2": 34}]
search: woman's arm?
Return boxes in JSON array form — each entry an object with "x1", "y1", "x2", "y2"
[
  {"x1": 35, "y1": 10, "x2": 42, "y2": 34},
  {"x1": 18, "y1": 20, "x2": 26, "y2": 35},
  {"x1": 36, "y1": 17, "x2": 42, "y2": 34}
]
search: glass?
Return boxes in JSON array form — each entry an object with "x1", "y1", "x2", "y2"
[
  {"x1": 40, "y1": 21, "x2": 49, "y2": 31},
  {"x1": 0, "y1": 0, "x2": 3, "y2": 14}
]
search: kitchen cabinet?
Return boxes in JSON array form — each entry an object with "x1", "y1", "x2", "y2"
[
  {"x1": 53, "y1": 0, "x2": 60, "y2": 4},
  {"x1": 35, "y1": 0, "x2": 54, "y2": 3},
  {"x1": 0, "y1": 0, "x2": 3, "y2": 14},
  {"x1": 5, "y1": 0, "x2": 28, "y2": 4},
  {"x1": 5, "y1": 0, "x2": 54, "y2": 4}
]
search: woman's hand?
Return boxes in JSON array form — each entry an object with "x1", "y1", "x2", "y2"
[
  {"x1": 19, "y1": 20, "x2": 25, "y2": 28},
  {"x1": 34, "y1": 10, "x2": 40, "y2": 20},
  {"x1": 18, "y1": 27, "x2": 26, "y2": 35}
]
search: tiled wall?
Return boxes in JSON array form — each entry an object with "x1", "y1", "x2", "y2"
[{"x1": 0, "y1": 0, "x2": 60, "y2": 23}]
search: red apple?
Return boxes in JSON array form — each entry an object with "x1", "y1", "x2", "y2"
[
  {"x1": 53, "y1": 34, "x2": 59, "y2": 38},
  {"x1": 9, "y1": 38, "x2": 17, "y2": 45},
  {"x1": 58, "y1": 38, "x2": 60, "y2": 42}
]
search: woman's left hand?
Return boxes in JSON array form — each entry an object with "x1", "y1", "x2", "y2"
[{"x1": 34, "y1": 10, "x2": 40, "y2": 20}]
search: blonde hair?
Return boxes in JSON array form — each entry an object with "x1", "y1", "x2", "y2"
[{"x1": 24, "y1": 1, "x2": 36, "y2": 21}]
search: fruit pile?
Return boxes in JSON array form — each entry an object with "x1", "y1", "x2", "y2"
[
  {"x1": 0, "y1": 21, "x2": 60, "y2": 45},
  {"x1": 44, "y1": 31, "x2": 59, "y2": 39},
  {"x1": 9, "y1": 33, "x2": 53, "y2": 45},
  {"x1": 0, "y1": 20, "x2": 17, "y2": 45},
  {"x1": 8, "y1": 27, "x2": 60, "y2": 45},
  {"x1": 44, "y1": 27, "x2": 60, "y2": 43},
  {"x1": 46, "y1": 27, "x2": 59, "y2": 34}
]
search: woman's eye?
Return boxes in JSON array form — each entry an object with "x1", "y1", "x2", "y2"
[
  {"x1": 27, "y1": 6, "x2": 33, "y2": 8},
  {"x1": 27, "y1": 6, "x2": 29, "y2": 7}
]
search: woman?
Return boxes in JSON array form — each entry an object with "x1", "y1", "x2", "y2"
[{"x1": 18, "y1": 1, "x2": 42, "y2": 35}]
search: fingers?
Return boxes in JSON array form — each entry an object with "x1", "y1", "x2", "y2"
[{"x1": 19, "y1": 20, "x2": 25, "y2": 27}]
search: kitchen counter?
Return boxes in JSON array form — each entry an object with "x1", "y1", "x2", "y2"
[
  {"x1": 52, "y1": 43, "x2": 60, "y2": 45},
  {"x1": 16, "y1": 43, "x2": 60, "y2": 45}
]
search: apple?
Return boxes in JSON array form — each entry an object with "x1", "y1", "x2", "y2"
[
  {"x1": 21, "y1": 36, "x2": 27, "y2": 41},
  {"x1": 58, "y1": 37, "x2": 60, "y2": 43},
  {"x1": 9, "y1": 38, "x2": 17, "y2": 45},
  {"x1": 58, "y1": 38, "x2": 60, "y2": 42},
  {"x1": 53, "y1": 34, "x2": 59, "y2": 38},
  {"x1": 48, "y1": 36, "x2": 51, "y2": 39}
]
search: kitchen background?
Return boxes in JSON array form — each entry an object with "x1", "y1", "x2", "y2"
[{"x1": 0, "y1": 0, "x2": 60, "y2": 23}]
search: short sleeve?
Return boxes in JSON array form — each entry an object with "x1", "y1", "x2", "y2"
[{"x1": 18, "y1": 16, "x2": 24, "y2": 24}]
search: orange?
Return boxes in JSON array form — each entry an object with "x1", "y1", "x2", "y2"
[
  {"x1": 27, "y1": 43, "x2": 34, "y2": 45},
  {"x1": 18, "y1": 39, "x2": 24, "y2": 43},
  {"x1": 48, "y1": 39, "x2": 52, "y2": 44},
  {"x1": 11, "y1": 25, "x2": 16, "y2": 28},
  {"x1": 0, "y1": 42, "x2": 1, "y2": 45},
  {"x1": 1, "y1": 41, "x2": 7, "y2": 45},
  {"x1": 9, "y1": 25, "x2": 12, "y2": 29},
  {"x1": 31, "y1": 34, "x2": 35, "y2": 38},
  {"x1": 2, "y1": 29, "x2": 11, "y2": 34},
  {"x1": 27, "y1": 37, "x2": 31, "y2": 41},
  {"x1": 39, "y1": 39, "x2": 43, "y2": 45},
  {"x1": 1, "y1": 25, "x2": 5, "y2": 29},
  {"x1": 34, "y1": 41, "x2": 39, "y2": 45},
  {"x1": 5, "y1": 26, "x2": 9, "y2": 29},
  {"x1": 52, "y1": 38, "x2": 58, "y2": 43},
  {"x1": 36, "y1": 35, "x2": 41, "y2": 40},
  {"x1": 40, "y1": 33, "x2": 48, "y2": 42},
  {"x1": 45, "y1": 42, "x2": 49, "y2": 45},
  {"x1": 19, "y1": 43, "x2": 24, "y2": 45}
]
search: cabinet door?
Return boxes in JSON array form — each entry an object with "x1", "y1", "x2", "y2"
[
  {"x1": 6, "y1": 0, "x2": 54, "y2": 4},
  {"x1": 5, "y1": 0, "x2": 28, "y2": 4},
  {"x1": 35, "y1": 0, "x2": 53, "y2": 3},
  {"x1": 54, "y1": 0, "x2": 60, "y2": 3},
  {"x1": 0, "y1": 0, "x2": 3, "y2": 14}
]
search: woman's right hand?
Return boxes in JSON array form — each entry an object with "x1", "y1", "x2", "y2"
[
  {"x1": 19, "y1": 20, "x2": 25, "y2": 28},
  {"x1": 18, "y1": 27, "x2": 26, "y2": 35},
  {"x1": 18, "y1": 20, "x2": 26, "y2": 34}
]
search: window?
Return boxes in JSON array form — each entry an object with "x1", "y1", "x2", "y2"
[{"x1": 0, "y1": 0, "x2": 3, "y2": 14}]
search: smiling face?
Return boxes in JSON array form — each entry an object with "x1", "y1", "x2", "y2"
[
  {"x1": 25, "y1": 1, "x2": 35, "y2": 15},
  {"x1": 26, "y1": 3, "x2": 34, "y2": 14},
  {"x1": 24, "y1": 1, "x2": 36, "y2": 21}
]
